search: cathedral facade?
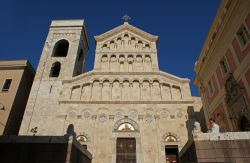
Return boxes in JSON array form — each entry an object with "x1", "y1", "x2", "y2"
[{"x1": 19, "y1": 20, "x2": 202, "y2": 163}]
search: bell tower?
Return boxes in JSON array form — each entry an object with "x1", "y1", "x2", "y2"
[
  {"x1": 37, "y1": 20, "x2": 89, "y2": 80},
  {"x1": 19, "y1": 20, "x2": 89, "y2": 135}
]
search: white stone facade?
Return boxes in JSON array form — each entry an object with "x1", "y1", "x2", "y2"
[{"x1": 19, "y1": 20, "x2": 203, "y2": 163}]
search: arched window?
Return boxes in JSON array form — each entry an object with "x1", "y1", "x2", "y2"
[
  {"x1": 50, "y1": 62, "x2": 61, "y2": 77},
  {"x1": 165, "y1": 135, "x2": 177, "y2": 142},
  {"x1": 52, "y1": 39, "x2": 69, "y2": 57},
  {"x1": 145, "y1": 44, "x2": 150, "y2": 50},
  {"x1": 124, "y1": 33, "x2": 129, "y2": 37}
]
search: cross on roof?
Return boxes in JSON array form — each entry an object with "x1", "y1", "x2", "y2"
[{"x1": 122, "y1": 14, "x2": 131, "y2": 22}]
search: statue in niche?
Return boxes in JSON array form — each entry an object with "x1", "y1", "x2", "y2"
[{"x1": 193, "y1": 121, "x2": 201, "y2": 133}]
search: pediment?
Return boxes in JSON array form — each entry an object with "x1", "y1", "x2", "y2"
[{"x1": 94, "y1": 22, "x2": 158, "y2": 43}]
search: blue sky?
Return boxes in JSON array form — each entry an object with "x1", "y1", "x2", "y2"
[{"x1": 0, "y1": 0, "x2": 220, "y2": 96}]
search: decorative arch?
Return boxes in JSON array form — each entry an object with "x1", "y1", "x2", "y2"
[
  {"x1": 162, "y1": 132, "x2": 180, "y2": 142},
  {"x1": 124, "y1": 33, "x2": 129, "y2": 37},
  {"x1": 113, "y1": 118, "x2": 139, "y2": 132},
  {"x1": 76, "y1": 132, "x2": 90, "y2": 149},
  {"x1": 76, "y1": 135, "x2": 88, "y2": 143},
  {"x1": 52, "y1": 39, "x2": 69, "y2": 57}
]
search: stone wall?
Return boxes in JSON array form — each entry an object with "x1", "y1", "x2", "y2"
[{"x1": 180, "y1": 132, "x2": 250, "y2": 163}]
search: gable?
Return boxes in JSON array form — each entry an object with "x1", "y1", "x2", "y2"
[{"x1": 95, "y1": 22, "x2": 158, "y2": 43}]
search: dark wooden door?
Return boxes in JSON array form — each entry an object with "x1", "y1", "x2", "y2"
[
  {"x1": 166, "y1": 154, "x2": 177, "y2": 163},
  {"x1": 116, "y1": 138, "x2": 136, "y2": 163},
  {"x1": 165, "y1": 146, "x2": 178, "y2": 163}
]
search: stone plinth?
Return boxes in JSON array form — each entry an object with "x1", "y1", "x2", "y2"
[{"x1": 180, "y1": 132, "x2": 250, "y2": 163}]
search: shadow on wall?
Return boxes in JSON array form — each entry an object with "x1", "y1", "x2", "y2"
[
  {"x1": 0, "y1": 124, "x2": 92, "y2": 163},
  {"x1": 185, "y1": 106, "x2": 207, "y2": 139}
]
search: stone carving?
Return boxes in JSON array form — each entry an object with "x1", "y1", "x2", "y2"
[
  {"x1": 193, "y1": 121, "x2": 201, "y2": 133},
  {"x1": 129, "y1": 110, "x2": 138, "y2": 119},
  {"x1": 145, "y1": 114, "x2": 153, "y2": 123},
  {"x1": 52, "y1": 33, "x2": 76, "y2": 41},
  {"x1": 83, "y1": 111, "x2": 91, "y2": 119},
  {"x1": 99, "y1": 113, "x2": 108, "y2": 123},
  {"x1": 115, "y1": 111, "x2": 123, "y2": 119},
  {"x1": 68, "y1": 111, "x2": 77, "y2": 119},
  {"x1": 160, "y1": 111, "x2": 168, "y2": 118},
  {"x1": 177, "y1": 111, "x2": 183, "y2": 118},
  {"x1": 113, "y1": 117, "x2": 139, "y2": 131}
]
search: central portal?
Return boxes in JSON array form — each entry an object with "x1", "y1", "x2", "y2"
[
  {"x1": 165, "y1": 145, "x2": 179, "y2": 163},
  {"x1": 116, "y1": 138, "x2": 136, "y2": 163}
]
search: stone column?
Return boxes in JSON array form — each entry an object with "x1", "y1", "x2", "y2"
[
  {"x1": 90, "y1": 83, "x2": 93, "y2": 100},
  {"x1": 100, "y1": 82, "x2": 103, "y2": 101},
  {"x1": 129, "y1": 82, "x2": 132, "y2": 101},
  {"x1": 140, "y1": 81, "x2": 142, "y2": 100},
  {"x1": 120, "y1": 82, "x2": 123, "y2": 100},
  {"x1": 142, "y1": 55, "x2": 145, "y2": 72},
  {"x1": 170, "y1": 85, "x2": 173, "y2": 100},
  {"x1": 159, "y1": 83, "x2": 163, "y2": 100},
  {"x1": 110, "y1": 82, "x2": 113, "y2": 100},
  {"x1": 149, "y1": 82, "x2": 153, "y2": 100},
  {"x1": 108, "y1": 55, "x2": 110, "y2": 72}
]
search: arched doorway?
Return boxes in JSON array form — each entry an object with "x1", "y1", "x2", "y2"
[
  {"x1": 112, "y1": 118, "x2": 141, "y2": 163},
  {"x1": 239, "y1": 116, "x2": 250, "y2": 131},
  {"x1": 162, "y1": 132, "x2": 181, "y2": 163}
]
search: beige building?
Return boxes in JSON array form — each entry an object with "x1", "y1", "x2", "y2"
[
  {"x1": 0, "y1": 60, "x2": 35, "y2": 135},
  {"x1": 194, "y1": 0, "x2": 250, "y2": 132},
  {"x1": 19, "y1": 20, "x2": 203, "y2": 163}
]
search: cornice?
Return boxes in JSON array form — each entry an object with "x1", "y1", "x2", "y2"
[
  {"x1": 59, "y1": 100, "x2": 195, "y2": 105},
  {"x1": 63, "y1": 70, "x2": 190, "y2": 84}
]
